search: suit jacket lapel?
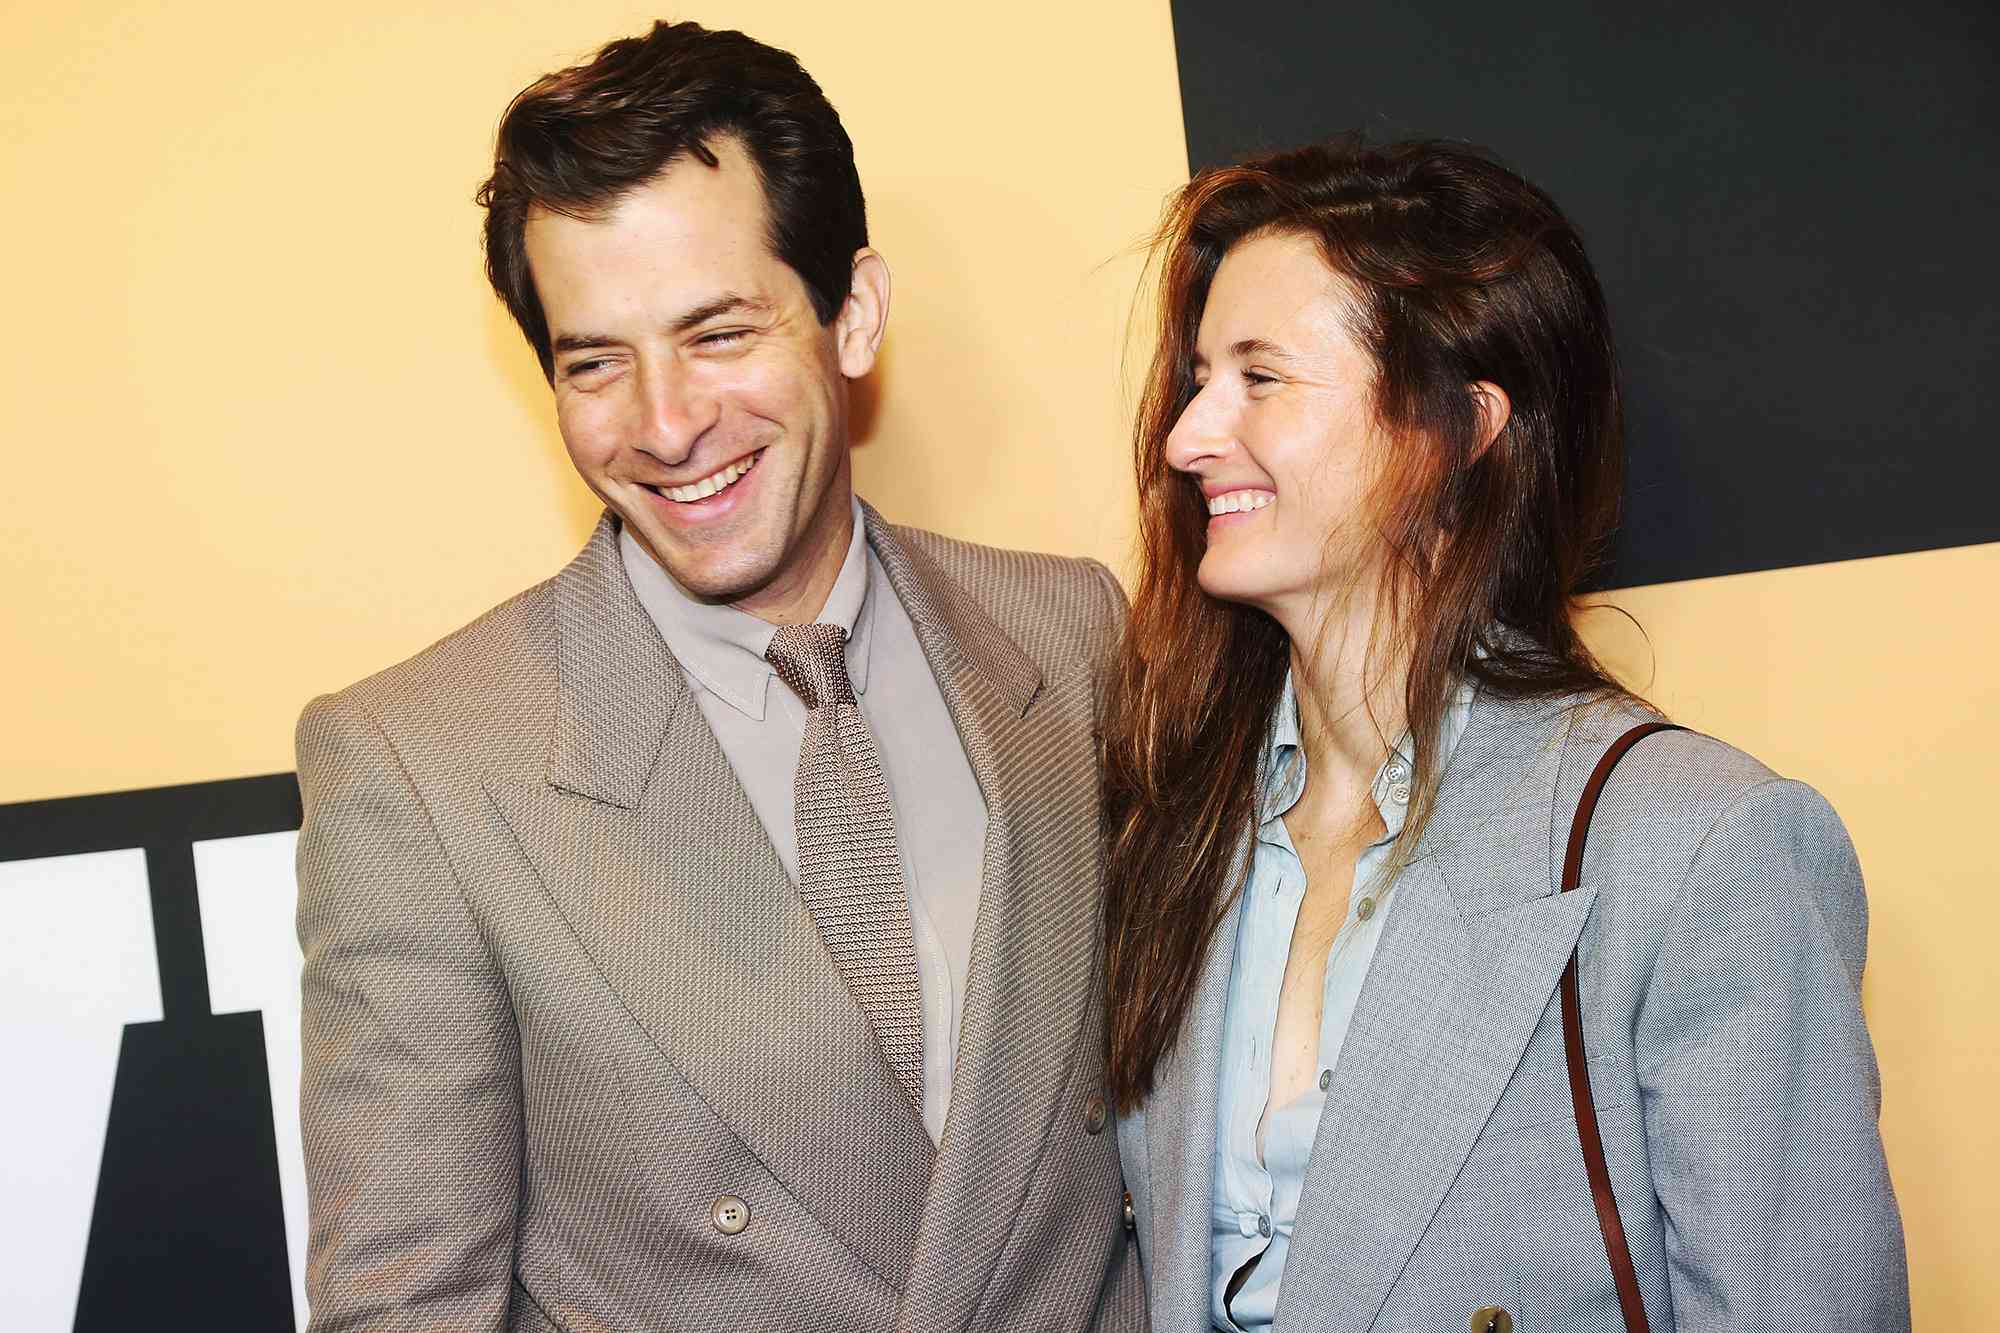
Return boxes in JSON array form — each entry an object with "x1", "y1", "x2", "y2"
[
  {"x1": 865, "y1": 507, "x2": 1116, "y2": 1333},
  {"x1": 1145, "y1": 869, "x2": 1247, "y2": 1332},
  {"x1": 1273, "y1": 691, "x2": 1593, "y2": 1332},
  {"x1": 489, "y1": 515, "x2": 933, "y2": 1289}
]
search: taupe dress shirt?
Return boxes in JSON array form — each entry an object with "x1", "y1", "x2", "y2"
[{"x1": 619, "y1": 496, "x2": 986, "y2": 1141}]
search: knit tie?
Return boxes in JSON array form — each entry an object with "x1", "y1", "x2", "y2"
[{"x1": 766, "y1": 622, "x2": 924, "y2": 1114}]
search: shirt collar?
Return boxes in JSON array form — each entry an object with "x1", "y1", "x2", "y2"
[
  {"x1": 1256, "y1": 669, "x2": 1478, "y2": 845},
  {"x1": 618, "y1": 495, "x2": 875, "y2": 720},
  {"x1": 1260, "y1": 671, "x2": 1307, "y2": 824}
]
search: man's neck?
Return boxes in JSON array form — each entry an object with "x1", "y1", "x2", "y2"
[{"x1": 730, "y1": 489, "x2": 857, "y2": 626}]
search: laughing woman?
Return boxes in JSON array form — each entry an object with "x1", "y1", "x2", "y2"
[{"x1": 1101, "y1": 139, "x2": 1909, "y2": 1333}]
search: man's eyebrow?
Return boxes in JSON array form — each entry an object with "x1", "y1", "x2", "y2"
[
  {"x1": 670, "y1": 293, "x2": 770, "y2": 333},
  {"x1": 551, "y1": 331, "x2": 620, "y2": 356},
  {"x1": 549, "y1": 295, "x2": 772, "y2": 358}
]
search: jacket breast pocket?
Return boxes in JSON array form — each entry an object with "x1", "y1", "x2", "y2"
[{"x1": 1482, "y1": 1037, "x2": 1633, "y2": 1140}]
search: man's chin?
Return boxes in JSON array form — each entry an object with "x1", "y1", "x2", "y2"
[{"x1": 625, "y1": 518, "x2": 783, "y2": 605}]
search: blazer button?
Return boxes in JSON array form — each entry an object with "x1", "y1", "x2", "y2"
[
  {"x1": 1122, "y1": 1190, "x2": 1136, "y2": 1231},
  {"x1": 1084, "y1": 1095, "x2": 1109, "y2": 1135},
  {"x1": 1470, "y1": 1308, "x2": 1513, "y2": 1333},
  {"x1": 711, "y1": 1195, "x2": 750, "y2": 1235}
]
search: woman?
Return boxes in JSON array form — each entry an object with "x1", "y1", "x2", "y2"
[{"x1": 1102, "y1": 138, "x2": 1908, "y2": 1333}]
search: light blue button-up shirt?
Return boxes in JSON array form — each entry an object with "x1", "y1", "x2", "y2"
[{"x1": 1209, "y1": 673, "x2": 1474, "y2": 1331}]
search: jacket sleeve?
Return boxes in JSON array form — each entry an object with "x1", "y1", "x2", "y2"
[
  {"x1": 295, "y1": 693, "x2": 521, "y2": 1332},
  {"x1": 1634, "y1": 777, "x2": 1909, "y2": 1331}
]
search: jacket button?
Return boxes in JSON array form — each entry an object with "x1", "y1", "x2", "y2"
[
  {"x1": 1122, "y1": 1190, "x2": 1136, "y2": 1231},
  {"x1": 1471, "y1": 1308, "x2": 1512, "y2": 1333},
  {"x1": 1084, "y1": 1095, "x2": 1108, "y2": 1134},
  {"x1": 711, "y1": 1195, "x2": 750, "y2": 1235}
]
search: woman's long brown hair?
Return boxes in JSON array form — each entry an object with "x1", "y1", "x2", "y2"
[{"x1": 1104, "y1": 138, "x2": 1630, "y2": 1111}]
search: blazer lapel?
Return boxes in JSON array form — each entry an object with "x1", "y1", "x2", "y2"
[
  {"x1": 1145, "y1": 870, "x2": 1248, "y2": 1333},
  {"x1": 488, "y1": 515, "x2": 933, "y2": 1289},
  {"x1": 864, "y1": 508, "x2": 1114, "y2": 1333},
  {"x1": 1273, "y1": 691, "x2": 1592, "y2": 1332}
]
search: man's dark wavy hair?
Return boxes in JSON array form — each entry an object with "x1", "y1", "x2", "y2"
[{"x1": 477, "y1": 20, "x2": 867, "y2": 378}]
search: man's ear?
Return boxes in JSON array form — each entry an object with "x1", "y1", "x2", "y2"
[
  {"x1": 834, "y1": 248, "x2": 890, "y2": 378},
  {"x1": 1469, "y1": 380, "x2": 1512, "y2": 460}
]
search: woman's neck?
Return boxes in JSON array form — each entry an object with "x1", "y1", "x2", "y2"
[{"x1": 1285, "y1": 606, "x2": 1410, "y2": 840}]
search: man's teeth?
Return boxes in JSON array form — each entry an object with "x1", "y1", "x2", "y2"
[
  {"x1": 1207, "y1": 489, "x2": 1275, "y2": 516},
  {"x1": 663, "y1": 454, "x2": 757, "y2": 503}
]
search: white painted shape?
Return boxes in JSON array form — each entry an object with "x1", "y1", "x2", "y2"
[
  {"x1": 193, "y1": 829, "x2": 307, "y2": 1331},
  {"x1": 0, "y1": 848, "x2": 161, "y2": 1330}
]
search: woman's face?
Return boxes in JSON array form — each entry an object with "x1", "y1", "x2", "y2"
[{"x1": 1164, "y1": 229, "x2": 1394, "y2": 631}]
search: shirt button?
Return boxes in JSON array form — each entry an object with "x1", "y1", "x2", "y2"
[
  {"x1": 1319, "y1": 1068, "x2": 1332, "y2": 1091},
  {"x1": 1388, "y1": 782, "x2": 1411, "y2": 805},
  {"x1": 711, "y1": 1195, "x2": 750, "y2": 1235},
  {"x1": 1084, "y1": 1095, "x2": 1108, "y2": 1134},
  {"x1": 1257, "y1": 1214, "x2": 1272, "y2": 1238},
  {"x1": 1386, "y1": 761, "x2": 1409, "y2": 786},
  {"x1": 1356, "y1": 896, "x2": 1376, "y2": 921}
]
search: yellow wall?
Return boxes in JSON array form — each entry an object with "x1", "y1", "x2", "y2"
[
  {"x1": 0, "y1": 0, "x2": 1986, "y2": 1323},
  {"x1": 0, "y1": 0, "x2": 1182, "y2": 803}
]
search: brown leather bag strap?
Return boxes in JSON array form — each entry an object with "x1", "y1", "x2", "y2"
[{"x1": 1560, "y1": 719, "x2": 1683, "y2": 1333}]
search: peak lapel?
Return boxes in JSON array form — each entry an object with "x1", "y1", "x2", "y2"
[
  {"x1": 547, "y1": 515, "x2": 681, "y2": 809},
  {"x1": 866, "y1": 510, "x2": 1107, "y2": 1333},
  {"x1": 1272, "y1": 692, "x2": 1591, "y2": 1332},
  {"x1": 497, "y1": 513, "x2": 933, "y2": 1288}
]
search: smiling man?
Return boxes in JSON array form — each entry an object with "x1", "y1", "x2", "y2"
[{"x1": 292, "y1": 20, "x2": 1145, "y2": 1333}]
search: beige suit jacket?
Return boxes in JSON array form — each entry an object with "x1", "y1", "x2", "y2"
[{"x1": 295, "y1": 502, "x2": 1148, "y2": 1333}]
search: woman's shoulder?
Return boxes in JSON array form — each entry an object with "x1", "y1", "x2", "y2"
[
  {"x1": 1543, "y1": 690, "x2": 1866, "y2": 984},
  {"x1": 1558, "y1": 690, "x2": 1774, "y2": 793},
  {"x1": 1559, "y1": 691, "x2": 1846, "y2": 824}
]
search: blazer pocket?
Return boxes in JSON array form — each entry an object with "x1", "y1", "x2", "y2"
[{"x1": 1480, "y1": 1048, "x2": 1632, "y2": 1140}]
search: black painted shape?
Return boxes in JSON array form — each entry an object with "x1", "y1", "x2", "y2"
[
  {"x1": 72, "y1": 1012, "x2": 294, "y2": 1332},
  {"x1": 0, "y1": 773, "x2": 302, "y2": 861},
  {"x1": 1169, "y1": 0, "x2": 2000, "y2": 589},
  {"x1": 145, "y1": 842, "x2": 210, "y2": 1022},
  {"x1": 0, "y1": 775, "x2": 303, "y2": 1333}
]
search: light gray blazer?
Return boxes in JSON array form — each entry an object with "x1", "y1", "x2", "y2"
[
  {"x1": 1117, "y1": 690, "x2": 1909, "y2": 1332},
  {"x1": 295, "y1": 504, "x2": 1147, "y2": 1333}
]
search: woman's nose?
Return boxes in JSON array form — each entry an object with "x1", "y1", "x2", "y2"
[{"x1": 1163, "y1": 389, "x2": 1232, "y2": 474}]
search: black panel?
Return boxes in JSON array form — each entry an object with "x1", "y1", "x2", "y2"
[
  {"x1": 1171, "y1": 0, "x2": 2000, "y2": 588},
  {"x1": 73, "y1": 1013, "x2": 294, "y2": 1332},
  {"x1": 0, "y1": 775, "x2": 302, "y2": 1332}
]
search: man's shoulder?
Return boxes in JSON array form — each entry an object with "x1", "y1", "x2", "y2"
[
  {"x1": 302, "y1": 569, "x2": 562, "y2": 758},
  {"x1": 885, "y1": 521, "x2": 1126, "y2": 671}
]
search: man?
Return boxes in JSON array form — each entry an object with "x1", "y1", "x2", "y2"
[{"x1": 294, "y1": 20, "x2": 1145, "y2": 1333}]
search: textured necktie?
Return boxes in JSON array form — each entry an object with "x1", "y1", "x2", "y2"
[{"x1": 765, "y1": 622, "x2": 925, "y2": 1114}]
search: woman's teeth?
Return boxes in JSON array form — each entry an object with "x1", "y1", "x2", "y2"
[
  {"x1": 663, "y1": 453, "x2": 758, "y2": 503},
  {"x1": 1207, "y1": 489, "x2": 1274, "y2": 516}
]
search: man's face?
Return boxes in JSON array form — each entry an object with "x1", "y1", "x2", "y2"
[{"x1": 525, "y1": 137, "x2": 879, "y2": 613}]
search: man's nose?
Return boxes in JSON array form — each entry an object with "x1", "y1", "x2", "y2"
[{"x1": 634, "y1": 358, "x2": 720, "y2": 465}]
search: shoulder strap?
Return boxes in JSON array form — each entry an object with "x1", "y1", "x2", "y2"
[{"x1": 1560, "y1": 719, "x2": 1684, "y2": 1333}]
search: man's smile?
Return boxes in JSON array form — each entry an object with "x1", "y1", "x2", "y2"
[{"x1": 645, "y1": 448, "x2": 764, "y2": 504}]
